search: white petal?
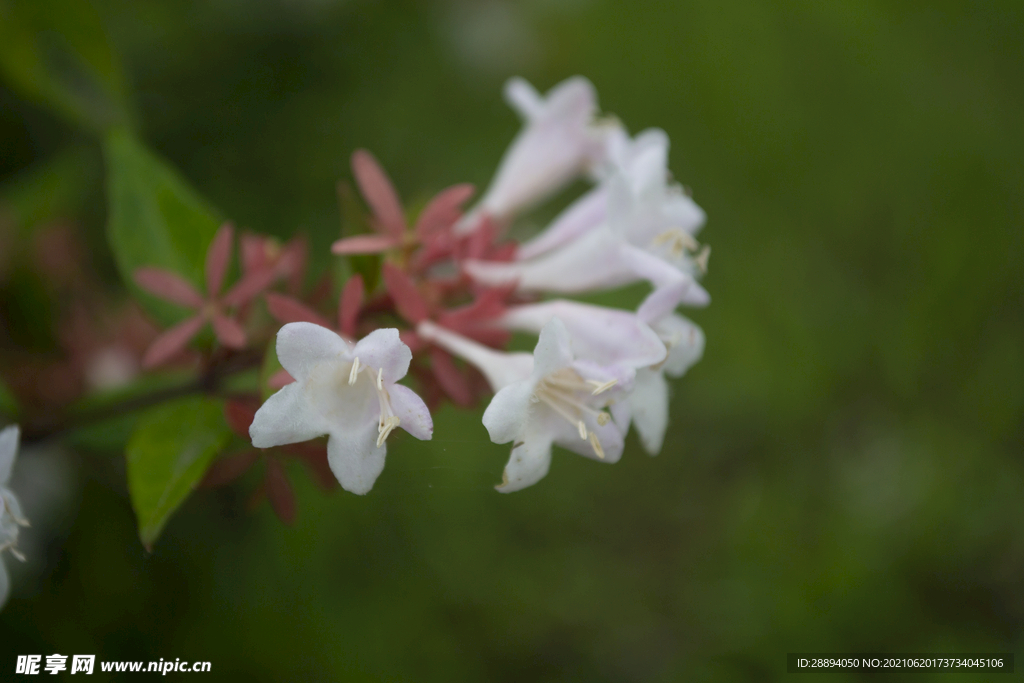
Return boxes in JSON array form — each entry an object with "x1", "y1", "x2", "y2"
[
  {"x1": 652, "y1": 315, "x2": 705, "y2": 377},
  {"x1": 503, "y1": 77, "x2": 544, "y2": 120},
  {"x1": 626, "y1": 131, "x2": 670, "y2": 195},
  {"x1": 479, "y1": 77, "x2": 601, "y2": 220},
  {"x1": 327, "y1": 420, "x2": 386, "y2": 495},
  {"x1": 502, "y1": 300, "x2": 665, "y2": 369},
  {"x1": 628, "y1": 368, "x2": 670, "y2": 456},
  {"x1": 0, "y1": 559, "x2": 9, "y2": 610},
  {"x1": 532, "y1": 318, "x2": 574, "y2": 378},
  {"x1": 276, "y1": 322, "x2": 350, "y2": 382},
  {"x1": 547, "y1": 411, "x2": 624, "y2": 464},
  {"x1": 662, "y1": 193, "x2": 707, "y2": 235},
  {"x1": 636, "y1": 277, "x2": 710, "y2": 323},
  {"x1": 389, "y1": 384, "x2": 433, "y2": 441},
  {"x1": 353, "y1": 328, "x2": 411, "y2": 384},
  {"x1": 481, "y1": 380, "x2": 535, "y2": 444},
  {"x1": 0, "y1": 426, "x2": 19, "y2": 485},
  {"x1": 495, "y1": 431, "x2": 554, "y2": 493},
  {"x1": 470, "y1": 229, "x2": 634, "y2": 294},
  {"x1": 516, "y1": 187, "x2": 606, "y2": 260},
  {"x1": 609, "y1": 400, "x2": 632, "y2": 433},
  {"x1": 249, "y1": 383, "x2": 329, "y2": 448},
  {"x1": 1, "y1": 488, "x2": 24, "y2": 527}
]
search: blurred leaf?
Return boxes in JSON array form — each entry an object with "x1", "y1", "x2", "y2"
[
  {"x1": 0, "y1": 0, "x2": 133, "y2": 133},
  {"x1": 0, "y1": 378, "x2": 18, "y2": 419},
  {"x1": 126, "y1": 395, "x2": 231, "y2": 549},
  {"x1": 0, "y1": 145, "x2": 101, "y2": 233},
  {"x1": 104, "y1": 129, "x2": 222, "y2": 325}
]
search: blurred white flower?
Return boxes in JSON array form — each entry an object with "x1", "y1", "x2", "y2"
[
  {"x1": 625, "y1": 312, "x2": 705, "y2": 455},
  {"x1": 459, "y1": 76, "x2": 612, "y2": 232},
  {"x1": 0, "y1": 426, "x2": 29, "y2": 609},
  {"x1": 466, "y1": 128, "x2": 710, "y2": 322},
  {"x1": 249, "y1": 324, "x2": 433, "y2": 495}
]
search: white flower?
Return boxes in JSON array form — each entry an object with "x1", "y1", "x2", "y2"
[
  {"x1": 516, "y1": 126, "x2": 697, "y2": 260},
  {"x1": 467, "y1": 127, "x2": 710, "y2": 322},
  {"x1": 419, "y1": 319, "x2": 628, "y2": 493},
  {"x1": 0, "y1": 425, "x2": 29, "y2": 609},
  {"x1": 498, "y1": 299, "x2": 666, "y2": 374},
  {"x1": 500, "y1": 299, "x2": 703, "y2": 456},
  {"x1": 458, "y1": 76, "x2": 610, "y2": 232},
  {"x1": 625, "y1": 312, "x2": 705, "y2": 455},
  {"x1": 249, "y1": 324, "x2": 433, "y2": 495}
]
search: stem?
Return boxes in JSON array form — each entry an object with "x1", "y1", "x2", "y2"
[{"x1": 20, "y1": 350, "x2": 263, "y2": 446}]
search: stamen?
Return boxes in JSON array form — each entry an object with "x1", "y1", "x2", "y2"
[
  {"x1": 695, "y1": 245, "x2": 711, "y2": 274},
  {"x1": 10, "y1": 548, "x2": 25, "y2": 562},
  {"x1": 376, "y1": 367, "x2": 384, "y2": 390},
  {"x1": 596, "y1": 412, "x2": 611, "y2": 426},
  {"x1": 348, "y1": 357, "x2": 361, "y2": 385},
  {"x1": 586, "y1": 378, "x2": 618, "y2": 395},
  {"x1": 589, "y1": 432, "x2": 605, "y2": 460},
  {"x1": 577, "y1": 420, "x2": 588, "y2": 440},
  {"x1": 376, "y1": 415, "x2": 401, "y2": 447}
]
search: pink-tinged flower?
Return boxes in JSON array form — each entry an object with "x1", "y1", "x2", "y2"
[
  {"x1": 516, "y1": 127, "x2": 703, "y2": 260},
  {"x1": 465, "y1": 160, "x2": 711, "y2": 322},
  {"x1": 249, "y1": 324, "x2": 432, "y2": 495},
  {"x1": 497, "y1": 299, "x2": 666, "y2": 373},
  {"x1": 134, "y1": 223, "x2": 276, "y2": 368},
  {"x1": 624, "y1": 312, "x2": 705, "y2": 455},
  {"x1": 0, "y1": 425, "x2": 28, "y2": 609},
  {"x1": 331, "y1": 150, "x2": 474, "y2": 257},
  {"x1": 457, "y1": 76, "x2": 611, "y2": 233},
  {"x1": 418, "y1": 319, "x2": 629, "y2": 492}
]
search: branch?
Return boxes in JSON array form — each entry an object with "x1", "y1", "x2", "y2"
[{"x1": 20, "y1": 350, "x2": 264, "y2": 446}]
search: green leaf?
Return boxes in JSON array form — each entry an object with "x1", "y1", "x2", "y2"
[
  {"x1": 0, "y1": 0, "x2": 133, "y2": 133},
  {"x1": 104, "y1": 129, "x2": 222, "y2": 325},
  {"x1": 126, "y1": 395, "x2": 231, "y2": 549}
]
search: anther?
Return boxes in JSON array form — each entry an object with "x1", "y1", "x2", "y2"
[
  {"x1": 589, "y1": 433, "x2": 605, "y2": 459},
  {"x1": 376, "y1": 367, "x2": 384, "y2": 390},
  {"x1": 587, "y1": 379, "x2": 618, "y2": 395},
  {"x1": 596, "y1": 412, "x2": 611, "y2": 426},
  {"x1": 376, "y1": 416, "x2": 401, "y2": 447},
  {"x1": 695, "y1": 245, "x2": 711, "y2": 274},
  {"x1": 577, "y1": 420, "x2": 588, "y2": 440},
  {"x1": 10, "y1": 548, "x2": 25, "y2": 562},
  {"x1": 348, "y1": 357, "x2": 361, "y2": 385}
]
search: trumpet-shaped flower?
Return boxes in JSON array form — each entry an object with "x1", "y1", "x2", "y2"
[
  {"x1": 0, "y1": 425, "x2": 28, "y2": 609},
  {"x1": 249, "y1": 323, "x2": 432, "y2": 495},
  {"x1": 516, "y1": 127, "x2": 701, "y2": 260},
  {"x1": 466, "y1": 129, "x2": 710, "y2": 322},
  {"x1": 418, "y1": 319, "x2": 628, "y2": 493},
  {"x1": 626, "y1": 312, "x2": 705, "y2": 455},
  {"x1": 497, "y1": 299, "x2": 666, "y2": 373},
  {"x1": 458, "y1": 76, "x2": 610, "y2": 233}
]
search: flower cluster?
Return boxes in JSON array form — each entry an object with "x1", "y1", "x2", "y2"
[{"x1": 241, "y1": 76, "x2": 710, "y2": 495}]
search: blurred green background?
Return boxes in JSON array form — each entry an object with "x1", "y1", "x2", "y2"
[{"x1": 1, "y1": 0, "x2": 1023, "y2": 680}]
